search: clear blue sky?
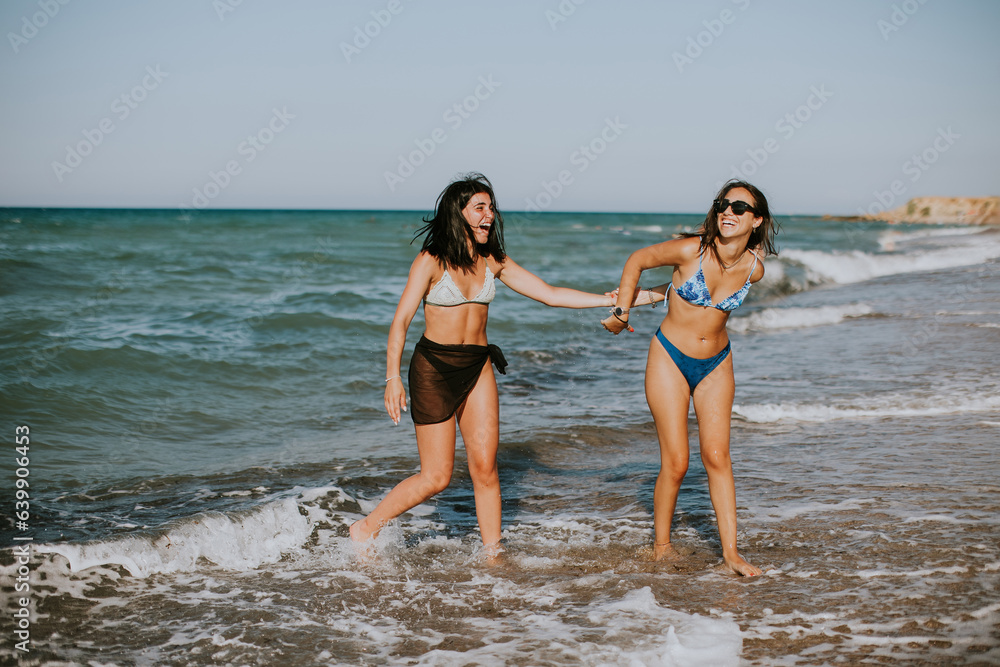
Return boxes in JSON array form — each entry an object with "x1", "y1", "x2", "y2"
[{"x1": 1, "y1": 0, "x2": 998, "y2": 214}]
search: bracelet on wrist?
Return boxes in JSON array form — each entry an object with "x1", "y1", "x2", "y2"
[
  {"x1": 385, "y1": 375, "x2": 400, "y2": 383},
  {"x1": 640, "y1": 285, "x2": 657, "y2": 308}
]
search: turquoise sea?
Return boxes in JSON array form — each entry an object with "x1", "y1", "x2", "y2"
[{"x1": 2, "y1": 207, "x2": 999, "y2": 665}]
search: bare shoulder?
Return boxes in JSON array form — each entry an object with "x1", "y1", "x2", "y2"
[
  {"x1": 412, "y1": 251, "x2": 443, "y2": 275},
  {"x1": 636, "y1": 235, "x2": 700, "y2": 270},
  {"x1": 488, "y1": 254, "x2": 517, "y2": 278},
  {"x1": 673, "y1": 235, "x2": 703, "y2": 260},
  {"x1": 749, "y1": 250, "x2": 766, "y2": 283},
  {"x1": 413, "y1": 250, "x2": 439, "y2": 268},
  {"x1": 408, "y1": 251, "x2": 443, "y2": 287}
]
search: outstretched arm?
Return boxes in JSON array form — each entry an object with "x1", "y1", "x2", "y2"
[
  {"x1": 496, "y1": 257, "x2": 615, "y2": 308},
  {"x1": 384, "y1": 252, "x2": 435, "y2": 424}
]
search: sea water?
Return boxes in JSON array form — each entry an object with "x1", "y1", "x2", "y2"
[{"x1": 1, "y1": 208, "x2": 998, "y2": 665}]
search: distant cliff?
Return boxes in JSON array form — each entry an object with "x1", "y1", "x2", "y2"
[{"x1": 867, "y1": 197, "x2": 1000, "y2": 225}]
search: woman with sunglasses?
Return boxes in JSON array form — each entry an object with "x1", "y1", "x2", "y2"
[
  {"x1": 602, "y1": 180, "x2": 778, "y2": 577},
  {"x1": 351, "y1": 173, "x2": 640, "y2": 555}
]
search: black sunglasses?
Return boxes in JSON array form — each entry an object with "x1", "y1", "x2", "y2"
[{"x1": 714, "y1": 198, "x2": 759, "y2": 216}]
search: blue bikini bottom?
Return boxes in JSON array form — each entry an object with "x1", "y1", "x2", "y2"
[{"x1": 654, "y1": 328, "x2": 731, "y2": 392}]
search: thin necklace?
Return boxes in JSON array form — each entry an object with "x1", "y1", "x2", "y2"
[{"x1": 719, "y1": 248, "x2": 746, "y2": 270}]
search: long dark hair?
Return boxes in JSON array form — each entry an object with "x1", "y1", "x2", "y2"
[
  {"x1": 687, "y1": 180, "x2": 779, "y2": 266},
  {"x1": 412, "y1": 173, "x2": 507, "y2": 272}
]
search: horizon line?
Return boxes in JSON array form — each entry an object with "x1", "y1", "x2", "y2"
[{"x1": 0, "y1": 205, "x2": 839, "y2": 218}]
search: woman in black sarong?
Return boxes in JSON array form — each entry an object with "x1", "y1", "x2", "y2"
[{"x1": 350, "y1": 173, "x2": 647, "y2": 552}]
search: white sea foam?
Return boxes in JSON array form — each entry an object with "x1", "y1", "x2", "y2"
[
  {"x1": 856, "y1": 565, "x2": 969, "y2": 579},
  {"x1": 735, "y1": 391, "x2": 1000, "y2": 423},
  {"x1": 728, "y1": 303, "x2": 872, "y2": 333},
  {"x1": 877, "y1": 225, "x2": 984, "y2": 250},
  {"x1": 783, "y1": 231, "x2": 1000, "y2": 284},
  {"x1": 37, "y1": 497, "x2": 310, "y2": 577},
  {"x1": 744, "y1": 606, "x2": 1000, "y2": 665},
  {"x1": 410, "y1": 586, "x2": 743, "y2": 667},
  {"x1": 754, "y1": 498, "x2": 876, "y2": 522}
]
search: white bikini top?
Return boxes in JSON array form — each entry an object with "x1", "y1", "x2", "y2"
[{"x1": 424, "y1": 265, "x2": 496, "y2": 307}]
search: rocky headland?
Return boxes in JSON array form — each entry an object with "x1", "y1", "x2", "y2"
[{"x1": 829, "y1": 197, "x2": 1000, "y2": 225}]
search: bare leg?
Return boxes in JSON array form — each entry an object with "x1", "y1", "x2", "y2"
[
  {"x1": 645, "y1": 337, "x2": 693, "y2": 561},
  {"x1": 350, "y1": 419, "x2": 456, "y2": 542},
  {"x1": 456, "y1": 362, "x2": 502, "y2": 547},
  {"x1": 692, "y1": 353, "x2": 762, "y2": 577}
]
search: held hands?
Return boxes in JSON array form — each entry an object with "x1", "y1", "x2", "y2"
[
  {"x1": 606, "y1": 287, "x2": 658, "y2": 308},
  {"x1": 385, "y1": 377, "x2": 406, "y2": 425},
  {"x1": 601, "y1": 286, "x2": 661, "y2": 334},
  {"x1": 601, "y1": 312, "x2": 630, "y2": 334}
]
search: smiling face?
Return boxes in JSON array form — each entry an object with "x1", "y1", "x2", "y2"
[
  {"x1": 716, "y1": 187, "x2": 762, "y2": 238},
  {"x1": 461, "y1": 192, "x2": 495, "y2": 246}
]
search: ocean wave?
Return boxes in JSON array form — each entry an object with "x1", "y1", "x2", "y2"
[
  {"x1": 36, "y1": 497, "x2": 310, "y2": 577},
  {"x1": 734, "y1": 392, "x2": 1000, "y2": 423},
  {"x1": 877, "y1": 225, "x2": 985, "y2": 251},
  {"x1": 728, "y1": 303, "x2": 873, "y2": 333},
  {"x1": 783, "y1": 234, "x2": 1000, "y2": 285}
]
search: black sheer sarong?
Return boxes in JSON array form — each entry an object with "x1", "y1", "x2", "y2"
[{"x1": 408, "y1": 335, "x2": 508, "y2": 425}]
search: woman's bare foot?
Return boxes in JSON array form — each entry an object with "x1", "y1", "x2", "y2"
[
  {"x1": 481, "y1": 542, "x2": 506, "y2": 566},
  {"x1": 653, "y1": 542, "x2": 683, "y2": 562},
  {"x1": 723, "y1": 552, "x2": 762, "y2": 577}
]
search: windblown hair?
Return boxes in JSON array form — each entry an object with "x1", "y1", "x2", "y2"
[
  {"x1": 685, "y1": 180, "x2": 779, "y2": 266},
  {"x1": 413, "y1": 173, "x2": 507, "y2": 272}
]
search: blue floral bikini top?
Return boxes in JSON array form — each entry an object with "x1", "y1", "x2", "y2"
[{"x1": 670, "y1": 250, "x2": 759, "y2": 312}]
